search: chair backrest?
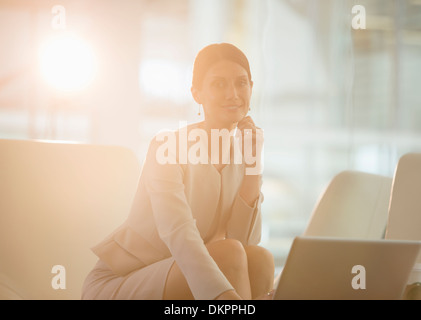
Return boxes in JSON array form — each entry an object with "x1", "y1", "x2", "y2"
[
  {"x1": 386, "y1": 153, "x2": 421, "y2": 263},
  {"x1": 303, "y1": 170, "x2": 393, "y2": 239},
  {"x1": 0, "y1": 139, "x2": 141, "y2": 299}
]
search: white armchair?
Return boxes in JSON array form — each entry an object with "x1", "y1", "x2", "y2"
[
  {"x1": 0, "y1": 139, "x2": 141, "y2": 299},
  {"x1": 303, "y1": 170, "x2": 393, "y2": 239},
  {"x1": 385, "y1": 153, "x2": 421, "y2": 298},
  {"x1": 386, "y1": 153, "x2": 421, "y2": 246}
]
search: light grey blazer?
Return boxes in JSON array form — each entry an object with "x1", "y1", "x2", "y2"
[{"x1": 92, "y1": 125, "x2": 263, "y2": 300}]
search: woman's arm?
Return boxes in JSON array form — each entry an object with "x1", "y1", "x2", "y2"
[
  {"x1": 239, "y1": 174, "x2": 261, "y2": 207},
  {"x1": 226, "y1": 116, "x2": 264, "y2": 245},
  {"x1": 144, "y1": 134, "x2": 235, "y2": 300},
  {"x1": 237, "y1": 115, "x2": 264, "y2": 207}
]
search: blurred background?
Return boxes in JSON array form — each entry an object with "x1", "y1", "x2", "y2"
[{"x1": 1, "y1": 0, "x2": 421, "y2": 272}]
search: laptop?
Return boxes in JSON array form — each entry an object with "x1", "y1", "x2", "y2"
[{"x1": 273, "y1": 236, "x2": 421, "y2": 300}]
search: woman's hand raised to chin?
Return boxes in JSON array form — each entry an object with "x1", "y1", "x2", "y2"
[
  {"x1": 235, "y1": 115, "x2": 264, "y2": 206},
  {"x1": 236, "y1": 115, "x2": 264, "y2": 176}
]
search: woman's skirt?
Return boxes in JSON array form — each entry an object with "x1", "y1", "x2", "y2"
[{"x1": 81, "y1": 257, "x2": 174, "y2": 300}]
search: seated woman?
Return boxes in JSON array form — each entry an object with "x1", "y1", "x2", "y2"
[{"x1": 82, "y1": 43, "x2": 275, "y2": 300}]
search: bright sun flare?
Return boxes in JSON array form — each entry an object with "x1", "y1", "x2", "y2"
[{"x1": 39, "y1": 34, "x2": 96, "y2": 92}]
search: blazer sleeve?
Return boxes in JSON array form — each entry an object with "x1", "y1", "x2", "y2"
[
  {"x1": 226, "y1": 176, "x2": 264, "y2": 246},
  {"x1": 142, "y1": 135, "x2": 234, "y2": 300}
]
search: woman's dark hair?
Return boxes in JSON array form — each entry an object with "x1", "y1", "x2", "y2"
[{"x1": 192, "y1": 43, "x2": 252, "y2": 89}]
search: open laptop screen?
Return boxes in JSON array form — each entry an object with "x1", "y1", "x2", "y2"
[{"x1": 273, "y1": 236, "x2": 421, "y2": 300}]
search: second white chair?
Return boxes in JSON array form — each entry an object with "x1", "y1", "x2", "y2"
[
  {"x1": 303, "y1": 170, "x2": 393, "y2": 240},
  {"x1": 385, "y1": 153, "x2": 421, "y2": 264}
]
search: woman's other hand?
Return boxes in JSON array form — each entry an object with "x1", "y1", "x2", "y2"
[
  {"x1": 215, "y1": 290, "x2": 243, "y2": 300},
  {"x1": 254, "y1": 289, "x2": 275, "y2": 300}
]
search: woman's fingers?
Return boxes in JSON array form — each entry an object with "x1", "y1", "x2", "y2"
[
  {"x1": 237, "y1": 116, "x2": 256, "y2": 131},
  {"x1": 254, "y1": 289, "x2": 275, "y2": 300},
  {"x1": 235, "y1": 116, "x2": 264, "y2": 175}
]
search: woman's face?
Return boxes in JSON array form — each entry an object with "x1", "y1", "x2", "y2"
[{"x1": 193, "y1": 59, "x2": 253, "y2": 128}]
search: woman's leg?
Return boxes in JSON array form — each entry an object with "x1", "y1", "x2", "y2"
[
  {"x1": 163, "y1": 239, "x2": 252, "y2": 300},
  {"x1": 206, "y1": 239, "x2": 252, "y2": 299},
  {"x1": 244, "y1": 245, "x2": 275, "y2": 299},
  {"x1": 162, "y1": 261, "x2": 194, "y2": 300}
]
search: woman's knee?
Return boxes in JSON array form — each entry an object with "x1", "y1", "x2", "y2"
[
  {"x1": 245, "y1": 245, "x2": 275, "y2": 273},
  {"x1": 245, "y1": 245, "x2": 274, "y2": 263},
  {"x1": 207, "y1": 239, "x2": 248, "y2": 270}
]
